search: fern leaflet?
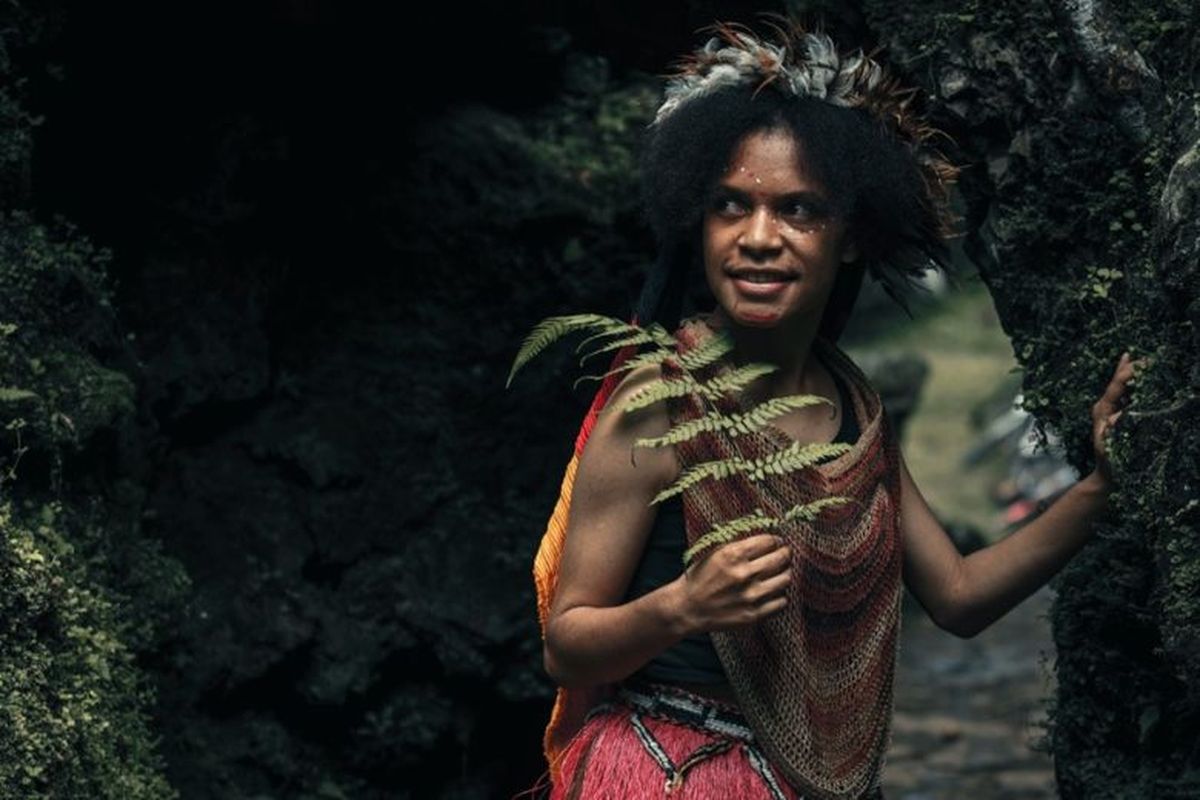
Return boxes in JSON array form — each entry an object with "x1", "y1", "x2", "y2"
[
  {"x1": 619, "y1": 373, "x2": 703, "y2": 413},
  {"x1": 781, "y1": 495, "x2": 856, "y2": 522},
  {"x1": 507, "y1": 314, "x2": 635, "y2": 388},
  {"x1": 634, "y1": 394, "x2": 833, "y2": 449},
  {"x1": 701, "y1": 363, "x2": 780, "y2": 398},
  {"x1": 680, "y1": 496, "x2": 856, "y2": 566},
  {"x1": 578, "y1": 329, "x2": 668, "y2": 367},
  {"x1": 678, "y1": 330, "x2": 734, "y2": 372},
  {"x1": 615, "y1": 348, "x2": 677, "y2": 373},
  {"x1": 571, "y1": 349, "x2": 679, "y2": 391},
  {"x1": 683, "y1": 509, "x2": 776, "y2": 565},
  {"x1": 652, "y1": 439, "x2": 852, "y2": 504}
]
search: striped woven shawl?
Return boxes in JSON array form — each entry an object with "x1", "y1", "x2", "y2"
[{"x1": 533, "y1": 315, "x2": 903, "y2": 799}]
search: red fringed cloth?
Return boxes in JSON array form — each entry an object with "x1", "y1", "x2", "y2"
[
  {"x1": 532, "y1": 315, "x2": 903, "y2": 799},
  {"x1": 531, "y1": 336, "x2": 637, "y2": 785}
]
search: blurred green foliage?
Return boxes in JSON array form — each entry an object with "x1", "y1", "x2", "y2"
[
  {"x1": 0, "y1": 213, "x2": 186, "y2": 798},
  {"x1": 0, "y1": 6, "x2": 184, "y2": 794}
]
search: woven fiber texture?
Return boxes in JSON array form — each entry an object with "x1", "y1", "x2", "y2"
[{"x1": 664, "y1": 316, "x2": 903, "y2": 800}]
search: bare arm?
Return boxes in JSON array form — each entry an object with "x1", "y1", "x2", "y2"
[
  {"x1": 902, "y1": 352, "x2": 1140, "y2": 638},
  {"x1": 544, "y1": 365, "x2": 792, "y2": 687},
  {"x1": 900, "y1": 453, "x2": 1110, "y2": 638}
]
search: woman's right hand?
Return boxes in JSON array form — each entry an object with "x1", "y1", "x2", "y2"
[{"x1": 674, "y1": 533, "x2": 793, "y2": 634}]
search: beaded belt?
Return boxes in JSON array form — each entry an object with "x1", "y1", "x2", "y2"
[
  {"x1": 583, "y1": 680, "x2": 792, "y2": 798},
  {"x1": 584, "y1": 680, "x2": 886, "y2": 799},
  {"x1": 617, "y1": 681, "x2": 757, "y2": 742}
]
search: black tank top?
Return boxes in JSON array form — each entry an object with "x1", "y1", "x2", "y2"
[{"x1": 622, "y1": 366, "x2": 861, "y2": 684}]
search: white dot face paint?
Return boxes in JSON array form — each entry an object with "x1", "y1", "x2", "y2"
[{"x1": 736, "y1": 164, "x2": 763, "y2": 185}]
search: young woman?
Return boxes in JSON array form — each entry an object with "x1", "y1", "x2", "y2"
[{"x1": 525, "y1": 18, "x2": 1141, "y2": 800}]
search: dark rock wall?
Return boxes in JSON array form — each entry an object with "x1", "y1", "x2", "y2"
[
  {"x1": 22, "y1": 3, "x2": 666, "y2": 797},
  {"x1": 1, "y1": 7, "x2": 182, "y2": 797},
  {"x1": 861, "y1": 0, "x2": 1199, "y2": 796}
]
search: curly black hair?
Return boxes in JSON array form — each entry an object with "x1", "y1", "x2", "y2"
[{"x1": 632, "y1": 81, "x2": 958, "y2": 339}]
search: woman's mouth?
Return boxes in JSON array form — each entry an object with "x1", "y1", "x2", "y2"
[{"x1": 728, "y1": 269, "x2": 796, "y2": 297}]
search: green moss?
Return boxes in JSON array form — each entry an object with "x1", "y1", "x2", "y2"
[
  {"x1": 0, "y1": 9, "x2": 183, "y2": 795},
  {"x1": 0, "y1": 501, "x2": 178, "y2": 799},
  {"x1": 0, "y1": 213, "x2": 132, "y2": 460},
  {"x1": 0, "y1": 216, "x2": 183, "y2": 794},
  {"x1": 860, "y1": 0, "x2": 1200, "y2": 794}
]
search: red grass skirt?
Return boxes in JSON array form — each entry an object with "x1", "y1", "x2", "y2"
[{"x1": 540, "y1": 680, "x2": 802, "y2": 800}]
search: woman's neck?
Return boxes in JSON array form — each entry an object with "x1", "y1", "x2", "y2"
[{"x1": 704, "y1": 307, "x2": 825, "y2": 399}]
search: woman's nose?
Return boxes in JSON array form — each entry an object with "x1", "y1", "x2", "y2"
[{"x1": 738, "y1": 207, "x2": 783, "y2": 254}]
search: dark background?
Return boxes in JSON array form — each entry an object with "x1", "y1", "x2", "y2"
[{"x1": 17, "y1": 2, "x2": 808, "y2": 797}]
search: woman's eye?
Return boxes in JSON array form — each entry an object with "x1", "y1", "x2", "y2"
[
  {"x1": 785, "y1": 203, "x2": 818, "y2": 220},
  {"x1": 716, "y1": 198, "x2": 745, "y2": 215}
]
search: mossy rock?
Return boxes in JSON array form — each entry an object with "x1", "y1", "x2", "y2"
[{"x1": 0, "y1": 501, "x2": 178, "y2": 799}]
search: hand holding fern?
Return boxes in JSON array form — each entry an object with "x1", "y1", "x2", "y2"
[{"x1": 671, "y1": 533, "x2": 793, "y2": 634}]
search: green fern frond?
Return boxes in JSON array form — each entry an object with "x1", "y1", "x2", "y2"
[
  {"x1": 700, "y1": 363, "x2": 779, "y2": 398},
  {"x1": 567, "y1": 324, "x2": 692, "y2": 392},
  {"x1": 679, "y1": 495, "x2": 855, "y2": 566},
  {"x1": 573, "y1": 321, "x2": 649, "y2": 356},
  {"x1": 633, "y1": 411, "x2": 729, "y2": 450},
  {"x1": 678, "y1": 330, "x2": 734, "y2": 372},
  {"x1": 572, "y1": 348, "x2": 681, "y2": 391},
  {"x1": 619, "y1": 373, "x2": 702, "y2": 413},
  {"x1": 652, "y1": 439, "x2": 851, "y2": 504},
  {"x1": 643, "y1": 322, "x2": 679, "y2": 349},
  {"x1": 650, "y1": 459, "x2": 726, "y2": 504},
  {"x1": 507, "y1": 314, "x2": 638, "y2": 389},
  {"x1": 572, "y1": 356, "x2": 655, "y2": 391},
  {"x1": 578, "y1": 329, "x2": 668, "y2": 367},
  {"x1": 747, "y1": 440, "x2": 851, "y2": 482},
  {"x1": 570, "y1": 372, "x2": 605, "y2": 390},
  {"x1": 682, "y1": 509, "x2": 776, "y2": 565},
  {"x1": 617, "y1": 349, "x2": 678, "y2": 373},
  {"x1": 583, "y1": 326, "x2": 730, "y2": 384},
  {"x1": 634, "y1": 394, "x2": 833, "y2": 450},
  {"x1": 781, "y1": 495, "x2": 856, "y2": 522},
  {"x1": 728, "y1": 394, "x2": 832, "y2": 434}
]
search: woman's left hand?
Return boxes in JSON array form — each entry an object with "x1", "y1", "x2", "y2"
[{"x1": 1090, "y1": 351, "x2": 1147, "y2": 491}]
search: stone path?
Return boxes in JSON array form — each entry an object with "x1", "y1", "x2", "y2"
[{"x1": 883, "y1": 587, "x2": 1058, "y2": 799}]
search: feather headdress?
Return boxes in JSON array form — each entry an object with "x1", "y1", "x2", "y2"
[
  {"x1": 655, "y1": 16, "x2": 959, "y2": 226},
  {"x1": 652, "y1": 22, "x2": 885, "y2": 126}
]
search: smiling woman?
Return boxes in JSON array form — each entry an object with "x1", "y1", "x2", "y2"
[
  {"x1": 702, "y1": 129, "x2": 858, "y2": 331},
  {"x1": 519, "y1": 14, "x2": 1142, "y2": 800},
  {"x1": 632, "y1": 36, "x2": 958, "y2": 348}
]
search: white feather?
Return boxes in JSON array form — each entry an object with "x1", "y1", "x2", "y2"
[{"x1": 652, "y1": 28, "x2": 890, "y2": 124}]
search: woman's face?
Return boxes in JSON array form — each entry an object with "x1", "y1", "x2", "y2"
[{"x1": 702, "y1": 128, "x2": 857, "y2": 329}]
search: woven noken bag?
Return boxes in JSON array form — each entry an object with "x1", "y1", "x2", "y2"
[{"x1": 533, "y1": 315, "x2": 903, "y2": 800}]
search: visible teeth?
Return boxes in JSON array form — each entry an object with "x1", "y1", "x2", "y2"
[{"x1": 738, "y1": 274, "x2": 789, "y2": 283}]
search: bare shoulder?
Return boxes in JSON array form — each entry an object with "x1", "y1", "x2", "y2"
[
  {"x1": 588, "y1": 362, "x2": 680, "y2": 491},
  {"x1": 548, "y1": 362, "x2": 680, "y2": 616}
]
